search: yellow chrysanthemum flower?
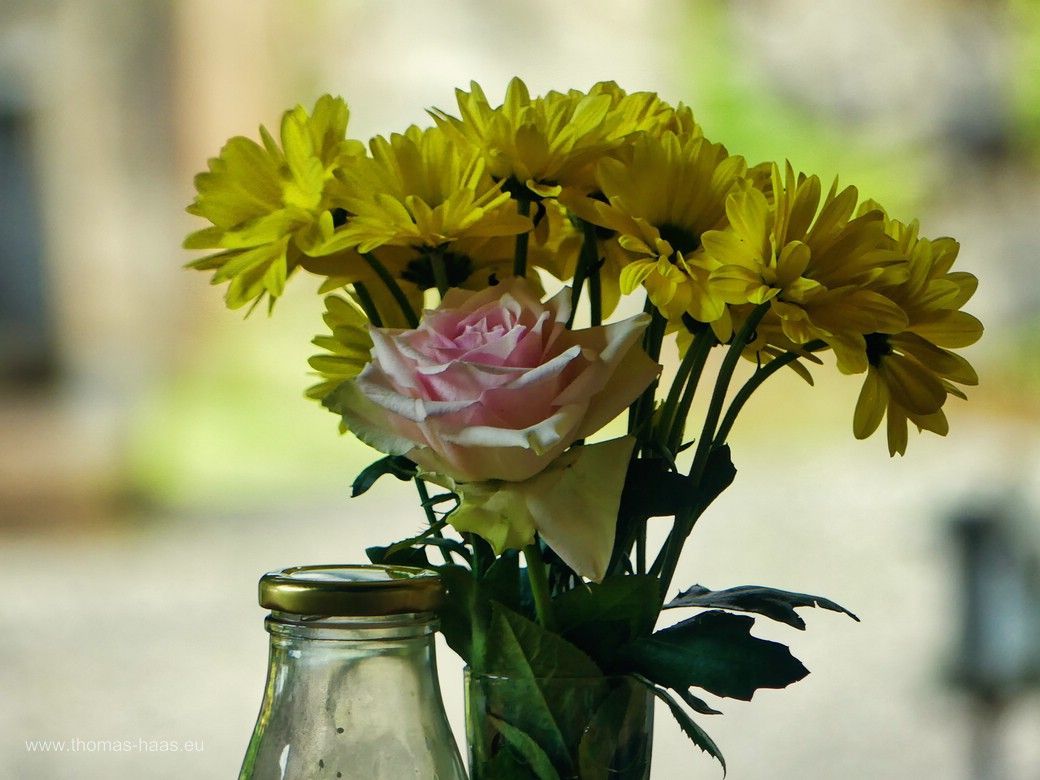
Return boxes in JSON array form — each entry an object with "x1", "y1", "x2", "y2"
[
  {"x1": 582, "y1": 81, "x2": 702, "y2": 141},
  {"x1": 330, "y1": 125, "x2": 530, "y2": 252},
  {"x1": 319, "y1": 125, "x2": 530, "y2": 294},
  {"x1": 185, "y1": 95, "x2": 364, "y2": 310},
  {"x1": 567, "y1": 131, "x2": 747, "y2": 337},
  {"x1": 852, "y1": 217, "x2": 982, "y2": 455},
  {"x1": 431, "y1": 77, "x2": 630, "y2": 199},
  {"x1": 704, "y1": 163, "x2": 907, "y2": 372},
  {"x1": 305, "y1": 293, "x2": 373, "y2": 406}
]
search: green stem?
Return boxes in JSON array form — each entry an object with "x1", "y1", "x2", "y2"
[
  {"x1": 465, "y1": 532, "x2": 489, "y2": 577},
  {"x1": 566, "y1": 221, "x2": 594, "y2": 328},
  {"x1": 352, "y1": 282, "x2": 382, "y2": 327},
  {"x1": 687, "y1": 304, "x2": 770, "y2": 487},
  {"x1": 512, "y1": 197, "x2": 532, "y2": 278},
  {"x1": 714, "y1": 339, "x2": 826, "y2": 446},
  {"x1": 430, "y1": 247, "x2": 450, "y2": 298},
  {"x1": 656, "y1": 328, "x2": 714, "y2": 452},
  {"x1": 666, "y1": 331, "x2": 716, "y2": 454},
  {"x1": 628, "y1": 304, "x2": 667, "y2": 439},
  {"x1": 524, "y1": 542, "x2": 557, "y2": 630},
  {"x1": 414, "y1": 478, "x2": 454, "y2": 565},
  {"x1": 362, "y1": 252, "x2": 419, "y2": 328},
  {"x1": 583, "y1": 221, "x2": 602, "y2": 327},
  {"x1": 655, "y1": 303, "x2": 771, "y2": 597}
]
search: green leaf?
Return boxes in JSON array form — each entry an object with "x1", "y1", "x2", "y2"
[
  {"x1": 484, "y1": 551, "x2": 530, "y2": 617},
  {"x1": 695, "y1": 445, "x2": 737, "y2": 516},
  {"x1": 618, "y1": 446, "x2": 736, "y2": 523},
  {"x1": 618, "y1": 458, "x2": 692, "y2": 520},
  {"x1": 484, "y1": 603, "x2": 603, "y2": 770},
  {"x1": 553, "y1": 575, "x2": 661, "y2": 668},
  {"x1": 666, "y1": 584, "x2": 859, "y2": 630},
  {"x1": 678, "y1": 688, "x2": 722, "y2": 716},
  {"x1": 635, "y1": 677, "x2": 726, "y2": 775},
  {"x1": 578, "y1": 683, "x2": 653, "y2": 780},
  {"x1": 487, "y1": 715, "x2": 562, "y2": 780},
  {"x1": 437, "y1": 565, "x2": 479, "y2": 665},
  {"x1": 486, "y1": 602, "x2": 602, "y2": 680},
  {"x1": 350, "y1": 455, "x2": 417, "y2": 497},
  {"x1": 618, "y1": 610, "x2": 809, "y2": 700},
  {"x1": 365, "y1": 543, "x2": 430, "y2": 569}
]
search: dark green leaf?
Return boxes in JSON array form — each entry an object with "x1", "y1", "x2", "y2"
[
  {"x1": 553, "y1": 575, "x2": 661, "y2": 668},
  {"x1": 618, "y1": 610, "x2": 809, "y2": 700},
  {"x1": 350, "y1": 455, "x2": 417, "y2": 497},
  {"x1": 481, "y1": 748, "x2": 531, "y2": 780},
  {"x1": 635, "y1": 677, "x2": 726, "y2": 775},
  {"x1": 678, "y1": 688, "x2": 722, "y2": 716},
  {"x1": 365, "y1": 543, "x2": 430, "y2": 569},
  {"x1": 417, "y1": 536, "x2": 471, "y2": 562},
  {"x1": 619, "y1": 458, "x2": 691, "y2": 520},
  {"x1": 694, "y1": 445, "x2": 737, "y2": 516},
  {"x1": 437, "y1": 565, "x2": 478, "y2": 664},
  {"x1": 666, "y1": 584, "x2": 859, "y2": 630},
  {"x1": 436, "y1": 556, "x2": 532, "y2": 669},
  {"x1": 618, "y1": 446, "x2": 735, "y2": 523},
  {"x1": 485, "y1": 551, "x2": 531, "y2": 617},
  {"x1": 487, "y1": 716, "x2": 562, "y2": 780},
  {"x1": 578, "y1": 682, "x2": 654, "y2": 780}
]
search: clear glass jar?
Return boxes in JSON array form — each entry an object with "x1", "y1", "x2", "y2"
[{"x1": 239, "y1": 564, "x2": 467, "y2": 780}]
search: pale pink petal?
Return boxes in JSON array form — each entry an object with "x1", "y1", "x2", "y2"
[{"x1": 575, "y1": 347, "x2": 661, "y2": 439}]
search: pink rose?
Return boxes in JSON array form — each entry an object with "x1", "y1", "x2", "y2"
[{"x1": 326, "y1": 278, "x2": 659, "y2": 483}]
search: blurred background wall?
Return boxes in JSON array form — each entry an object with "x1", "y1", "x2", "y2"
[{"x1": 1, "y1": 0, "x2": 1038, "y2": 778}]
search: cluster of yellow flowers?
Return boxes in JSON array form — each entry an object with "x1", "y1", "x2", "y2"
[{"x1": 185, "y1": 79, "x2": 982, "y2": 455}]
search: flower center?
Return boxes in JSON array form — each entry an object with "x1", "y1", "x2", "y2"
[
  {"x1": 864, "y1": 332, "x2": 893, "y2": 366},
  {"x1": 330, "y1": 207, "x2": 351, "y2": 227},
  {"x1": 657, "y1": 222, "x2": 701, "y2": 257},
  {"x1": 402, "y1": 250, "x2": 474, "y2": 290},
  {"x1": 497, "y1": 175, "x2": 556, "y2": 202}
]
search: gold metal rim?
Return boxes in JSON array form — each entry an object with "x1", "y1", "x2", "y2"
[{"x1": 258, "y1": 564, "x2": 443, "y2": 616}]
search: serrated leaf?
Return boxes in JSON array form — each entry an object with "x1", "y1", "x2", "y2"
[
  {"x1": 678, "y1": 688, "x2": 722, "y2": 715},
  {"x1": 635, "y1": 677, "x2": 726, "y2": 775},
  {"x1": 618, "y1": 610, "x2": 809, "y2": 700},
  {"x1": 666, "y1": 584, "x2": 859, "y2": 630}
]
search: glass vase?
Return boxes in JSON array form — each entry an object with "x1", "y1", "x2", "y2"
[
  {"x1": 465, "y1": 669, "x2": 654, "y2": 780},
  {"x1": 240, "y1": 564, "x2": 467, "y2": 780}
]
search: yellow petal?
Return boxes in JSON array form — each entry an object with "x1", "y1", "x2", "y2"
[{"x1": 853, "y1": 367, "x2": 888, "y2": 439}]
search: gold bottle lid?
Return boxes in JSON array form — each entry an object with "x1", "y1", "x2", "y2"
[{"x1": 258, "y1": 564, "x2": 442, "y2": 616}]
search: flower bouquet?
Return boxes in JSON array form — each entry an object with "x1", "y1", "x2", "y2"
[{"x1": 186, "y1": 80, "x2": 982, "y2": 777}]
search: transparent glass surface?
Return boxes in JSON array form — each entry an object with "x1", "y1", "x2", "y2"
[
  {"x1": 466, "y1": 670, "x2": 654, "y2": 780},
  {"x1": 240, "y1": 612, "x2": 467, "y2": 779}
]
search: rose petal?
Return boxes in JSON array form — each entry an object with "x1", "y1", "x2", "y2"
[{"x1": 525, "y1": 436, "x2": 636, "y2": 582}]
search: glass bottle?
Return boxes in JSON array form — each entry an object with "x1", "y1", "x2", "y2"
[{"x1": 240, "y1": 564, "x2": 467, "y2": 780}]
